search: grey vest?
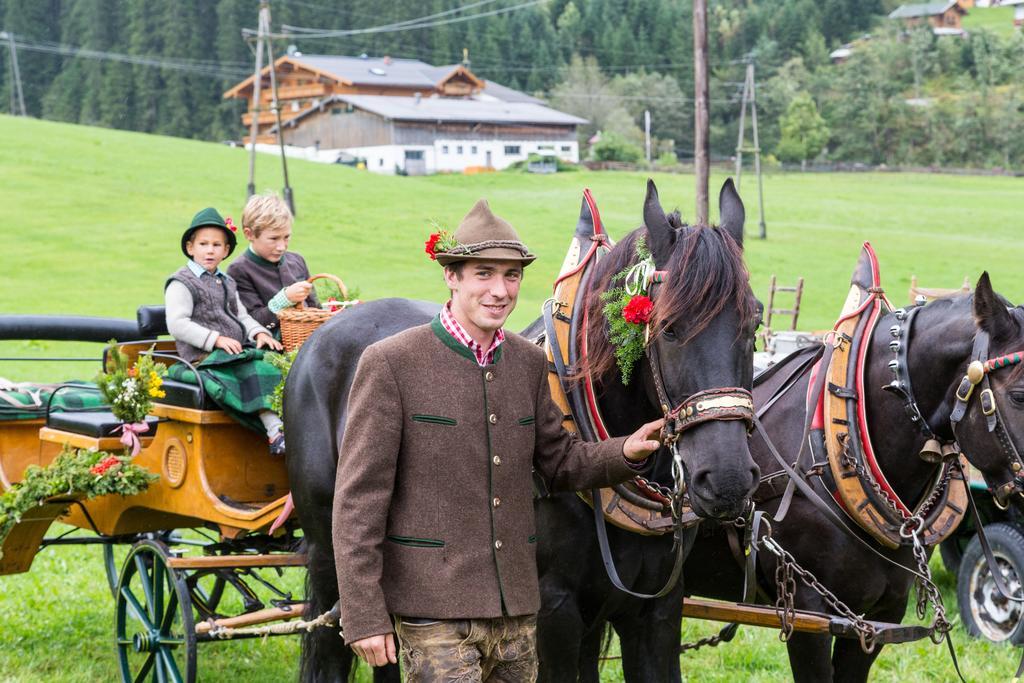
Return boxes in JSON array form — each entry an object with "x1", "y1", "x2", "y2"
[{"x1": 166, "y1": 266, "x2": 247, "y2": 364}]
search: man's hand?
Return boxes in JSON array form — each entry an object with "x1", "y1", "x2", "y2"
[
  {"x1": 350, "y1": 633, "x2": 398, "y2": 667},
  {"x1": 623, "y1": 418, "x2": 665, "y2": 462},
  {"x1": 213, "y1": 335, "x2": 243, "y2": 354},
  {"x1": 255, "y1": 332, "x2": 283, "y2": 351},
  {"x1": 284, "y1": 281, "x2": 313, "y2": 304}
]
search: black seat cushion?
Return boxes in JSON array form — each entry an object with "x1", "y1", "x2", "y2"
[
  {"x1": 47, "y1": 411, "x2": 159, "y2": 438},
  {"x1": 137, "y1": 305, "x2": 168, "y2": 338},
  {"x1": 158, "y1": 378, "x2": 218, "y2": 410}
]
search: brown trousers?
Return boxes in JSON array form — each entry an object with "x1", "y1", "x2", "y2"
[{"x1": 395, "y1": 614, "x2": 538, "y2": 682}]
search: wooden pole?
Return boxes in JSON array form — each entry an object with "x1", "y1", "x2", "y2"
[
  {"x1": 263, "y1": 6, "x2": 296, "y2": 216},
  {"x1": 246, "y1": 2, "x2": 268, "y2": 198},
  {"x1": 693, "y1": 0, "x2": 709, "y2": 225},
  {"x1": 2, "y1": 32, "x2": 27, "y2": 116}
]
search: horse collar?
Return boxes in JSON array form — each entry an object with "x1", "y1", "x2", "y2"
[{"x1": 882, "y1": 304, "x2": 957, "y2": 463}]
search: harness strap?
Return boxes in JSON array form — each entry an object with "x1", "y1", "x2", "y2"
[
  {"x1": 591, "y1": 485, "x2": 689, "y2": 599},
  {"x1": 775, "y1": 343, "x2": 832, "y2": 523}
]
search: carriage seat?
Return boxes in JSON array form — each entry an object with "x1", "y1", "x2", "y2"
[
  {"x1": 46, "y1": 411, "x2": 159, "y2": 438},
  {"x1": 157, "y1": 378, "x2": 219, "y2": 411},
  {"x1": 137, "y1": 305, "x2": 168, "y2": 337}
]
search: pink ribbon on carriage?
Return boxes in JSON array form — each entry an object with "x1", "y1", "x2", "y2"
[
  {"x1": 117, "y1": 422, "x2": 149, "y2": 456},
  {"x1": 269, "y1": 493, "x2": 294, "y2": 534}
]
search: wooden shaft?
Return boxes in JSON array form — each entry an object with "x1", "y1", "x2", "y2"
[
  {"x1": 167, "y1": 553, "x2": 307, "y2": 569},
  {"x1": 682, "y1": 598, "x2": 831, "y2": 634},
  {"x1": 693, "y1": 0, "x2": 710, "y2": 225},
  {"x1": 194, "y1": 604, "x2": 309, "y2": 635}
]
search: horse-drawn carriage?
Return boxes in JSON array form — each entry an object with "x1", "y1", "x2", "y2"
[
  {"x1": 3, "y1": 182, "x2": 1024, "y2": 683},
  {"x1": 0, "y1": 319, "x2": 310, "y2": 683}
]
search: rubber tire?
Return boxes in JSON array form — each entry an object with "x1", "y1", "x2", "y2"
[{"x1": 957, "y1": 522, "x2": 1024, "y2": 644}]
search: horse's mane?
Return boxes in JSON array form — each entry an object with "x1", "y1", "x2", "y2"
[{"x1": 581, "y1": 214, "x2": 755, "y2": 382}]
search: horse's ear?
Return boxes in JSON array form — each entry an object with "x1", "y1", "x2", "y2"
[
  {"x1": 974, "y1": 272, "x2": 1019, "y2": 343},
  {"x1": 718, "y1": 178, "x2": 745, "y2": 249},
  {"x1": 643, "y1": 179, "x2": 675, "y2": 265}
]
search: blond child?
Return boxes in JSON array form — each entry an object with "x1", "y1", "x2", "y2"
[
  {"x1": 226, "y1": 192, "x2": 319, "y2": 338},
  {"x1": 164, "y1": 207, "x2": 287, "y2": 455}
]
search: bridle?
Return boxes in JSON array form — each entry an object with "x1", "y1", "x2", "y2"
[
  {"x1": 887, "y1": 302, "x2": 1024, "y2": 507},
  {"x1": 641, "y1": 268, "x2": 755, "y2": 523},
  {"x1": 949, "y1": 328, "x2": 1024, "y2": 507}
]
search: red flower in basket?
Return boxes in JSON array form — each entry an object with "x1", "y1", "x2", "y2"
[
  {"x1": 622, "y1": 295, "x2": 654, "y2": 325},
  {"x1": 424, "y1": 232, "x2": 442, "y2": 260},
  {"x1": 90, "y1": 455, "x2": 121, "y2": 476}
]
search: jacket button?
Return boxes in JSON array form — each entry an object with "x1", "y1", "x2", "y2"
[
  {"x1": 493, "y1": 497, "x2": 501, "y2": 507},
  {"x1": 494, "y1": 540, "x2": 503, "y2": 550},
  {"x1": 485, "y1": 371, "x2": 494, "y2": 381},
  {"x1": 488, "y1": 414, "x2": 498, "y2": 424},
  {"x1": 493, "y1": 455, "x2": 501, "y2": 465}
]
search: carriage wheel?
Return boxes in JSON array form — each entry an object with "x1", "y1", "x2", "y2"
[
  {"x1": 115, "y1": 539, "x2": 197, "y2": 683},
  {"x1": 958, "y1": 522, "x2": 1024, "y2": 644}
]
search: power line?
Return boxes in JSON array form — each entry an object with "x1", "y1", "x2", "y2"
[
  {"x1": 8, "y1": 37, "x2": 251, "y2": 80},
  {"x1": 283, "y1": 0, "x2": 506, "y2": 35},
  {"x1": 252, "y1": 0, "x2": 548, "y2": 39}
]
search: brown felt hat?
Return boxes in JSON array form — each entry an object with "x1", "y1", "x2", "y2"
[{"x1": 435, "y1": 199, "x2": 536, "y2": 267}]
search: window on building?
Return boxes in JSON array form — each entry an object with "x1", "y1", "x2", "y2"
[
  {"x1": 457, "y1": 145, "x2": 464, "y2": 154},
  {"x1": 442, "y1": 145, "x2": 449, "y2": 154},
  {"x1": 561, "y1": 145, "x2": 572, "y2": 152},
  {"x1": 405, "y1": 150, "x2": 424, "y2": 160},
  {"x1": 471, "y1": 145, "x2": 478, "y2": 154},
  {"x1": 379, "y1": 158, "x2": 384, "y2": 167},
  {"x1": 331, "y1": 108, "x2": 343, "y2": 115},
  {"x1": 538, "y1": 144, "x2": 554, "y2": 151},
  {"x1": 504, "y1": 145, "x2": 521, "y2": 155}
]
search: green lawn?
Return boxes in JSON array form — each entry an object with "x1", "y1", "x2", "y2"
[
  {"x1": 1, "y1": 115, "x2": 1024, "y2": 680},
  {"x1": 963, "y1": 6, "x2": 1019, "y2": 38}
]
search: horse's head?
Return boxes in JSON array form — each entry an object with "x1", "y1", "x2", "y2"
[
  {"x1": 951, "y1": 273, "x2": 1024, "y2": 507},
  {"x1": 585, "y1": 179, "x2": 761, "y2": 520}
]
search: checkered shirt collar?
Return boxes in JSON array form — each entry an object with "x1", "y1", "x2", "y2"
[{"x1": 440, "y1": 301, "x2": 505, "y2": 367}]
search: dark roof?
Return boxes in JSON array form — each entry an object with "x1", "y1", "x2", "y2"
[
  {"x1": 274, "y1": 94, "x2": 586, "y2": 133},
  {"x1": 889, "y1": 2, "x2": 963, "y2": 19}
]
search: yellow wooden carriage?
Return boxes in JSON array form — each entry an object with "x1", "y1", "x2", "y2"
[{"x1": 0, "y1": 321, "x2": 307, "y2": 683}]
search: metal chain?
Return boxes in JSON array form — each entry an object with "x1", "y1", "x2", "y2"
[
  {"x1": 680, "y1": 628, "x2": 736, "y2": 653},
  {"x1": 774, "y1": 557, "x2": 797, "y2": 641},
  {"x1": 758, "y1": 530, "x2": 879, "y2": 653}
]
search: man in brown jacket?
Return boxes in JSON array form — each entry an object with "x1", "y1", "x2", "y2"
[{"x1": 333, "y1": 200, "x2": 663, "y2": 681}]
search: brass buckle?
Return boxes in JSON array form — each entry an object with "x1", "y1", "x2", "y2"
[
  {"x1": 955, "y1": 376, "x2": 974, "y2": 403},
  {"x1": 980, "y1": 388, "x2": 996, "y2": 416}
]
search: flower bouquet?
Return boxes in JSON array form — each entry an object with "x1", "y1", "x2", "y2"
[{"x1": 96, "y1": 343, "x2": 165, "y2": 455}]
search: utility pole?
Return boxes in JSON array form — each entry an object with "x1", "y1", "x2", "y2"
[
  {"x1": 1, "y1": 31, "x2": 27, "y2": 116},
  {"x1": 734, "y1": 60, "x2": 766, "y2": 238},
  {"x1": 692, "y1": 0, "x2": 709, "y2": 225},
  {"x1": 644, "y1": 109, "x2": 651, "y2": 164},
  {"x1": 245, "y1": 1, "x2": 296, "y2": 215}
]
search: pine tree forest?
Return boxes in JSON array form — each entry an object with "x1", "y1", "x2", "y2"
[{"x1": 1, "y1": 0, "x2": 1022, "y2": 170}]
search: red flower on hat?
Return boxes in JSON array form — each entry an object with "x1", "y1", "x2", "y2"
[
  {"x1": 425, "y1": 232, "x2": 442, "y2": 260},
  {"x1": 623, "y1": 295, "x2": 654, "y2": 325},
  {"x1": 224, "y1": 217, "x2": 237, "y2": 233}
]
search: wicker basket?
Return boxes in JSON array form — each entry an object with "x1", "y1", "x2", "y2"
[{"x1": 277, "y1": 273, "x2": 351, "y2": 352}]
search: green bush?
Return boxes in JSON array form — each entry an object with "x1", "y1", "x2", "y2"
[{"x1": 591, "y1": 133, "x2": 643, "y2": 163}]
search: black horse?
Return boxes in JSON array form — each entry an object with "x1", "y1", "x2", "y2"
[
  {"x1": 534, "y1": 182, "x2": 761, "y2": 681},
  {"x1": 284, "y1": 179, "x2": 760, "y2": 682},
  {"x1": 678, "y1": 273, "x2": 1024, "y2": 682}
]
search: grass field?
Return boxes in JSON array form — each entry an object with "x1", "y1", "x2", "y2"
[
  {"x1": 1, "y1": 114, "x2": 1024, "y2": 680},
  {"x1": 962, "y1": 6, "x2": 1018, "y2": 38}
]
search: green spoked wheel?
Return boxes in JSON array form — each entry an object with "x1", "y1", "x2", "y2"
[{"x1": 115, "y1": 539, "x2": 197, "y2": 683}]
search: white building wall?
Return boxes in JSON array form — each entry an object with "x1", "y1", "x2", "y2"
[{"x1": 263, "y1": 138, "x2": 580, "y2": 176}]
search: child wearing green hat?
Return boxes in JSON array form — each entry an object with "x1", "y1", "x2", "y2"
[{"x1": 164, "y1": 207, "x2": 288, "y2": 456}]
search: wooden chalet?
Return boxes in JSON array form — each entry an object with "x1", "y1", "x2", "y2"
[
  {"x1": 888, "y1": 2, "x2": 968, "y2": 31},
  {"x1": 223, "y1": 54, "x2": 582, "y2": 175}
]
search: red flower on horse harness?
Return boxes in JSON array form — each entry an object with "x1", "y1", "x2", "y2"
[
  {"x1": 623, "y1": 295, "x2": 654, "y2": 325},
  {"x1": 90, "y1": 455, "x2": 122, "y2": 476}
]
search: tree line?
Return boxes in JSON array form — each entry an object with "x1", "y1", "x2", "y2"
[{"x1": 1, "y1": 0, "x2": 1021, "y2": 170}]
